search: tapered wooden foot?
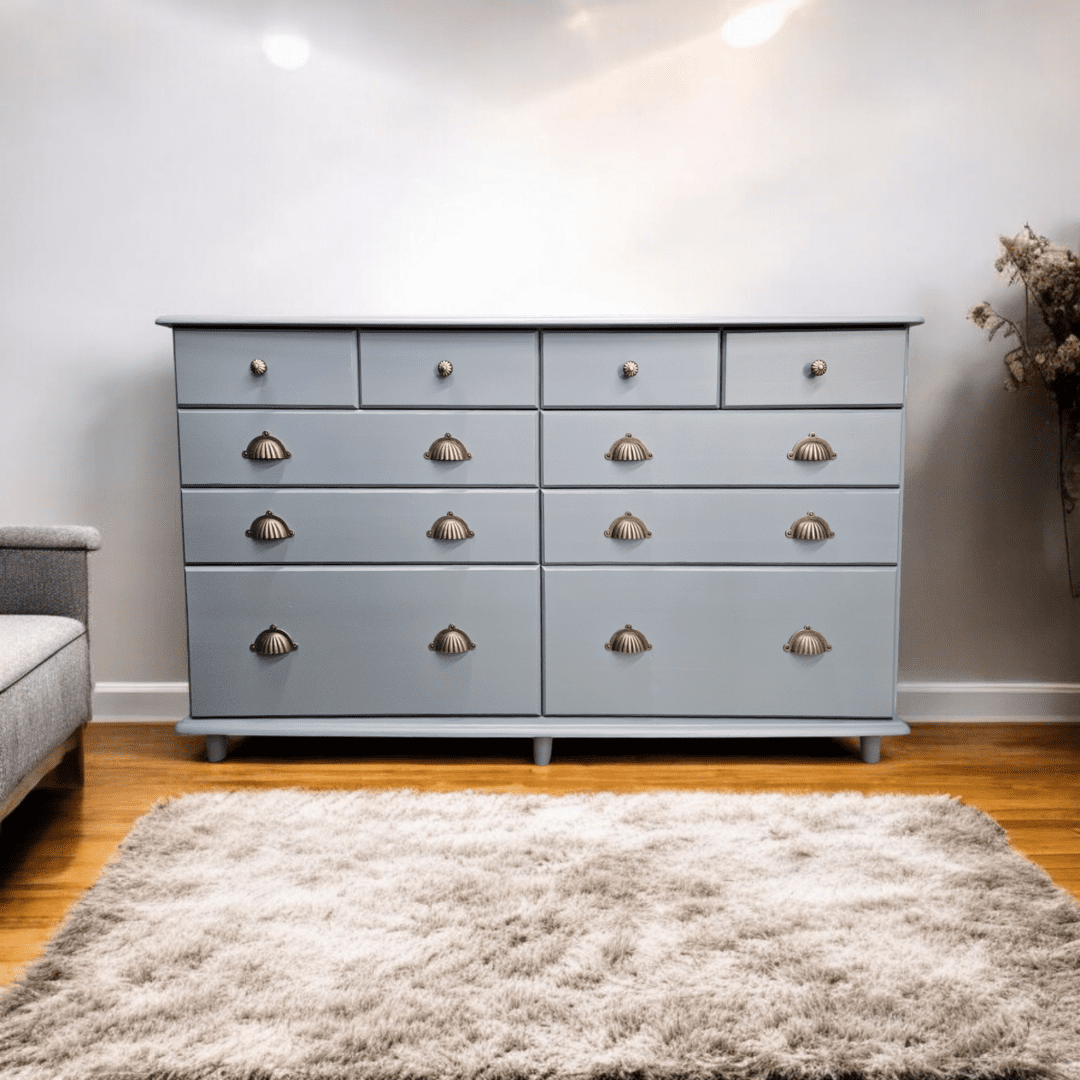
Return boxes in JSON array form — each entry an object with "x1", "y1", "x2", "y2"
[
  {"x1": 860, "y1": 735, "x2": 881, "y2": 764},
  {"x1": 533, "y1": 737, "x2": 553, "y2": 766},
  {"x1": 206, "y1": 735, "x2": 228, "y2": 763}
]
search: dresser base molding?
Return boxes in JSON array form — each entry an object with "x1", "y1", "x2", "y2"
[{"x1": 176, "y1": 716, "x2": 910, "y2": 765}]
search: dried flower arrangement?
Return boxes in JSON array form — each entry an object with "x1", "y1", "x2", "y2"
[{"x1": 969, "y1": 225, "x2": 1080, "y2": 595}]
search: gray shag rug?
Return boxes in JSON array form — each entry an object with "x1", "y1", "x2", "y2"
[{"x1": 2, "y1": 790, "x2": 1079, "y2": 1080}]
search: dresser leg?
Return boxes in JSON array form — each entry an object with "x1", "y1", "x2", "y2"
[
  {"x1": 206, "y1": 735, "x2": 228, "y2": 763},
  {"x1": 860, "y1": 736, "x2": 881, "y2": 764},
  {"x1": 533, "y1": 737, "x2": 553, "y2": 767}
]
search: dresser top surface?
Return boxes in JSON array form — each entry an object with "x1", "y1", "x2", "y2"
[{"x1": 157, "y1": 315, "x2": 924, "y2": 330}]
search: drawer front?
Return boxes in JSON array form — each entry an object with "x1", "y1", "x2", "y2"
[
  {"x1": 542, "y1": 490, "x2": 900, "y2": 565},
  {"x1": 543, "y1": 567, "x2": 897, "y2": 717},
  {"x1": 360, "y1": 331, "x2": 538, "y2": 407},
  {"x1": 723, "y1": 330, "x2": 906, "y2": 407},
  {"x1": 182, "y1": 489, "x2": 539, "y2": 564},
  {"x1": 541, "y1": 410, "x2": 902, "y2": 487},
  {"x1": 174, "y1": 330, "x2": 359, "y2": 408},
  {"x1": 542, "y1": 332, "x2": 718, "y2": 407},
  {"x1": 187, "y1": 566, "x2": 540, "y2": 716},
  {"x1": 178, "y1": 411, "x2": 538, "y2": 487}
]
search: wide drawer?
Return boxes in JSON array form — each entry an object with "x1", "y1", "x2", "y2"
[
  {"x1": 541, "y1": 410, "x2": 902, "y2": 487},
  {"x1": 542, "y1": 332, "x2": 719, "y2": 407},
  {"x1": 542, "y1": 490, "x2": 900, "y2": 564},
  {"x1": 543, "y1": 567, "x2": 897, "y2": 716},
  {"x1": 174, "y1": 330, "x2": 359, "y2": 408},
  {"x1": 360, "y1": 331, "x2": 538, "y2": 407},
  {"x1": 182, "y1": 489, "x2": 539, "y2": 564},
  {"x1": 186, "y1": 566, "x2": 540, "y2": 716},
  {"x1": 723, "y1": 329, "x2": 906, "y2": 407},
  {"x1": 178, "y1": 411, "x2": 538, "y2": 487}
]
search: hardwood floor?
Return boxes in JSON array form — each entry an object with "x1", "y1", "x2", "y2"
[{"x1": 1, "y1": 721, "x2": 1078, "y2": 987}]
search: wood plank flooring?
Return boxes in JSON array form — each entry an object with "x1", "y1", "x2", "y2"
[{"x1": 1, "y1": 721, "x2": 1078, "y2": 987}]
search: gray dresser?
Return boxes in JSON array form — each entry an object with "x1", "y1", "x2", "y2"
[{"x1": 159, "y1": 317, "x2": 920, "y2": 765}]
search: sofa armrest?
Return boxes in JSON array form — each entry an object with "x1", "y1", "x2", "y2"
[{"x1": 0, "y1": 525, "x2": 101, "y2": 622}]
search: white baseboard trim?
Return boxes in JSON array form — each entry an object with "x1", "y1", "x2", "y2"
[
  {"x1": 92, "y1": 682, "x2": 189, "y2": 721},
  {"x1": 92, "y1": 681, "x2": 1080, "y2": 723},
  {"x1": 897, "y1": 681, "x2": 1080, "y2": 721}
]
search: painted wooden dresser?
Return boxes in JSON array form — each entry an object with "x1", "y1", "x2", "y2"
[{"x1": 158, "y1": 316, "x2": 920, "y2": 765}]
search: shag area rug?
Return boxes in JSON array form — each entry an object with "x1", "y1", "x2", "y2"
[{"x1": 2, "y1": 790, "x2": 1079, "y2": 1080}]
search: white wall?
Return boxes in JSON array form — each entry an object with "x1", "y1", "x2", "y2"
[{"x1": 2, "y1": 0, "x2": 1079, "y2": 686}]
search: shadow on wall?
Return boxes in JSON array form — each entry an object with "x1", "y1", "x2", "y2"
[{"x1": 84, "y1": 359, "x2": 187, "y2": 683}]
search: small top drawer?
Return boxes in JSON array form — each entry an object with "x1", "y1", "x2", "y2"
[
  {"x1": 723, "y1": 329, "x2": 906, "y2": 407},
  {"x1": 174, "y1": 330, "x2": 359, "y2": 408},
  {"x1": 542, "y1": 332, "x2": 718, "y2": 407},
  {"x1": 360, "y1": 331, "x2": 538, "y2": 407}
]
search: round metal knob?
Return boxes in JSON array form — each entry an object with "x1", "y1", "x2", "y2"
[
  {"x1": 783, "y1": 625, "x2": 831, "y2": 655},
  {"x1": 622, "y1": 361, "x2": 639, "y2": 378},
  {"x1": 242, "y1": 431, "x2": 291, "y2": 460},
  {"x1": 605, "y1": 433, "x2": 653, "y2": 461},
  {"x1": 604, "y1": 511, "x2": 652, "y2": 539},
  {"x1": 246, "y1": 510, "x2": 295, "y2": 540},
  {"x1": 605, "y1": 624, "x2": 652, "y2": 653},
  {"x1": 250, "y1": 358, "x2": 268, "y2": 376},
  {"x1": 428, "y1": 624, "x2": 476, "y2": 653},
  {"x1": 427, "y1": 511, "x2": 475, "y2": 540},
  {"x1": 809, "y1": 359, "x2": 827, "y2": 377},
  {"x1": 785, "y1": 512, "x2": 834, "y2": 540},
  {"x1": 424, "y1": 433, "x2": 472, "y2": 461},
  {"x1": 788, "y1": 432, "x2": 836, "y2": 461},
  {"x1": 437, "y1": 360, "x2": 453, "y2": 378},
  {"x1": 250, "y1": 624, "x2": 298, "y2": 655}
]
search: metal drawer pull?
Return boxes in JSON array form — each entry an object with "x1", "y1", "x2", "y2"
[
  {"x1": 427, "y1": 511, "x2": 475, "y2": 540},
  {"x1": 242, "y1": 431, "x2": 291, "y2": 460},
  {"x1": 605, "y1": 624, "x2": 652, "y2": 652},
  {"x1": 788, "y1": 432, "x2": 836, "y2": 461},
  {"x1": 429, "y1": 624, "x2": 476, "y2": 653},
  {"x1": 437, "y1": 360, "x2": 453, "y2": 378},
  {"x1": 622, "y1": 361, "x2": 639, "y2": 378},
  {"x1": 785, "y1": 512, "x2": 834, "y2": 540},
  {"x1": 250, "y1": 624, "x2": 298, "y2": 655},
  {"x1": 605, "y1": 433, "x2": 653, "y2": 461},
  {"x1": 605, "y1": 511, "x2": 652, "y2": 539},
  {"x1": 250, "y1": 358, "x2": 268, "y2": 376},
  {"x1": 809, "y1": 359, "x2": 827, "y2": 377},
  {"x1": 784, "y1": 625, "x2": 831, "y2": 655},
  {"x1": 246, "y1": 510, "x2": 295, "y2": 540},
  {"x1": 424, "y1": 432, "x2": 472, "y2": 460}
]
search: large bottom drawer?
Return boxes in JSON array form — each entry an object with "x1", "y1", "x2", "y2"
[
  {"x1": 543, "y1": 567, "x2": 897, "y2": 717},
  {"x1": 186, "y1": 566, "x2": 540, "y2": 717}
]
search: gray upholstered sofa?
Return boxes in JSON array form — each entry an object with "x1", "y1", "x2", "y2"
[{"x1": 0, "y1": 525, "x2": 100, "y2": 823}]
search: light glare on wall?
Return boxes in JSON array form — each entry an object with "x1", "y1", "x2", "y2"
[
  {"x1": 720, "y1": 0, "x2": 807, "y2": 48},
  {"x1": 261, "y1": 33, "x2": 311, "y2": 70}
]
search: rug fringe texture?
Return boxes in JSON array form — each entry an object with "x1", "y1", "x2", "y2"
[{"x1": 1, "y1": 789, "x2": 1078, "y2": 1080}]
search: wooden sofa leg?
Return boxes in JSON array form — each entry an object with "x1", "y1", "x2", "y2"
[{"x1": 51, "y1": 725, "x2": 86, "y2": 788}]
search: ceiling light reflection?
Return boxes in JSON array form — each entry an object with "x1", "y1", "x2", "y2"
[
  {"x1": 720, "y1": 0, "x2": 807, "y2": 48},
  {"x1": 262, "y1": 33, "x2": 311, "y2": 70}
]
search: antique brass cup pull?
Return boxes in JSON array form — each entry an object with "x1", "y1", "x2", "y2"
[
  {"x1": 242, "y1": 431, "x2": 291, "y2": 460},
  {"x1": 605, "y1": 511, "x2": 652, "y2": 539},
  {"x1": 429, "y1": 624, "x2": 476, "y2": 653},
  {"x1": 246, "y1": 510, "x2": 295, "y2": 540},
  {"x1": 622, "y1": 361, "x2": 639, "y2": 378},
  {"x1": 785, "y1": 512, "x2": 834, "y2": 540},
  {"x1": 250, "y1": 358, "x2": 268, "y2": 376},
  {"x1": 427, "y1": 511, "x2": 475, "y2": 540},
  {"x1": 250, "y1": 624, "x2": 298, "y2": 655},
  {"x1": 783, "y1": 626, "x2": 831, "y2": 655},
  {"x1": 787, "y1": 432, "x2": 836, "y2": 461},
  {"x1": 437, "y1": 360, "x2": 453, "y2": 378},
  {"x1": 424, "y1": 433, "x2": 472, "y2": 460},
  {"x1": 605, "y1": 433, "x2": 653, "y2": 461},
  {"x1": 809, "y1": 359, "x2": 827, "y2": 377},
  {"x1": 605, "y1": 624, "x2": 652, "y2": 652}
]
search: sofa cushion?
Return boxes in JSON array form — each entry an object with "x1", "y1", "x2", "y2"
[{"x1": 0, "y1": 615, "x2": 86, "y2": 693}]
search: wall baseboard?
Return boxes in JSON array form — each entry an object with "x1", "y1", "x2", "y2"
[{"x1": 92, "y1": 681, "x2": 1080, "y2": 723}]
